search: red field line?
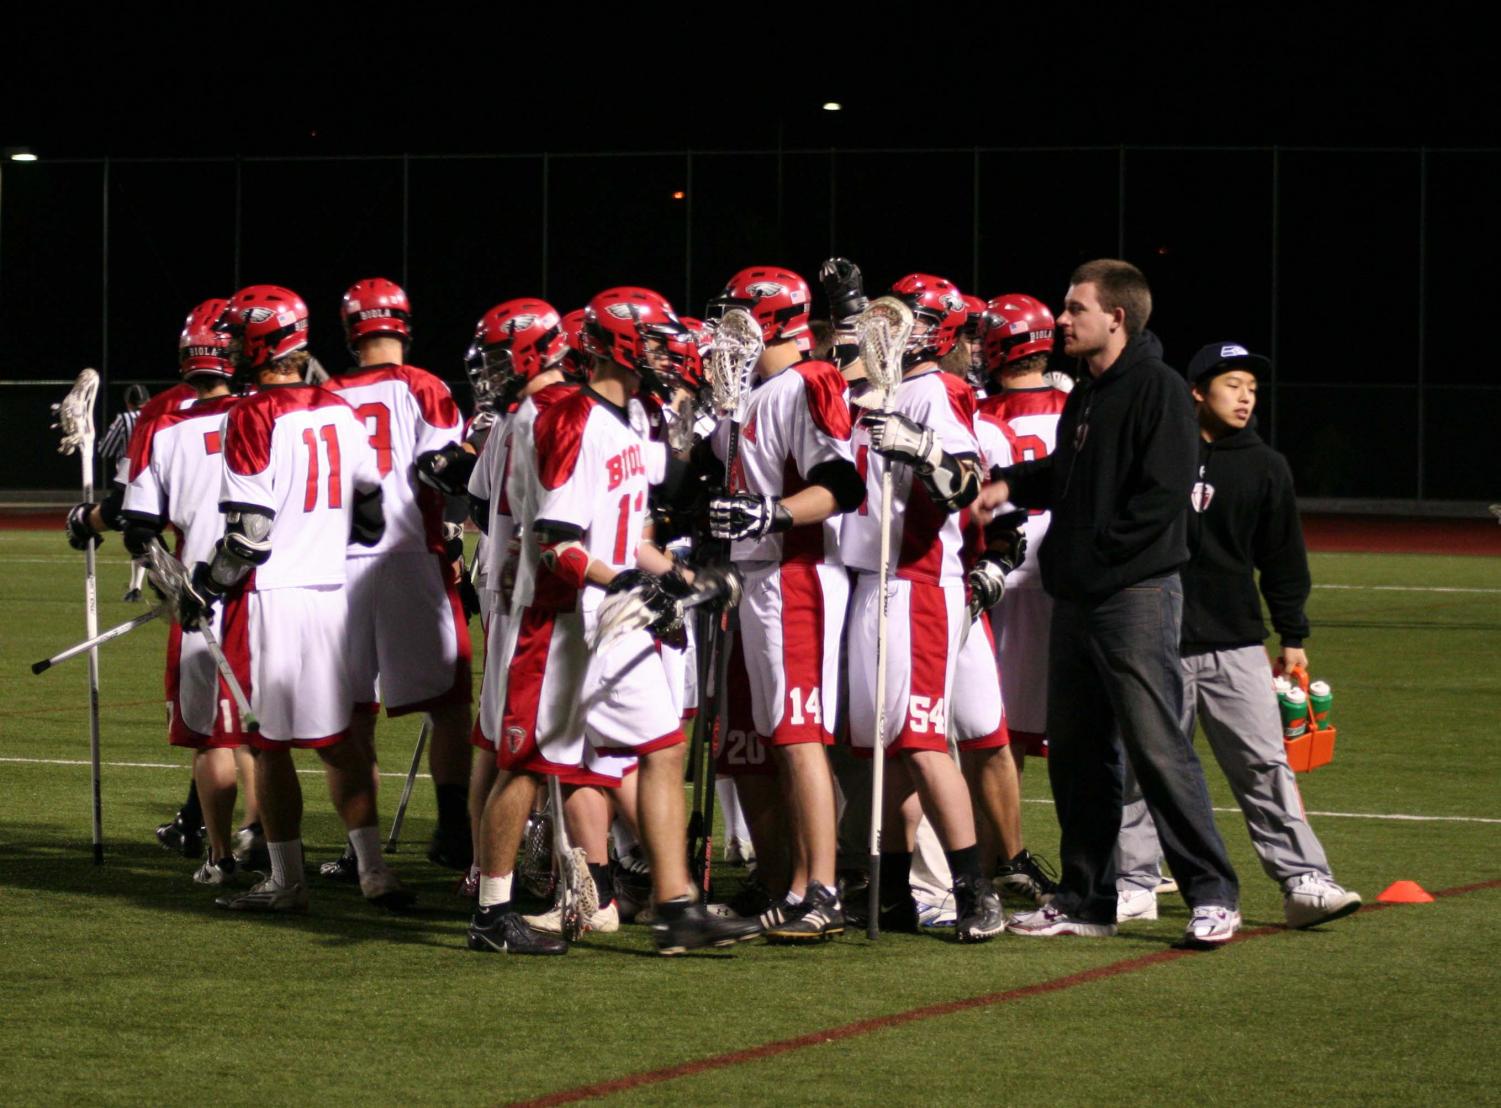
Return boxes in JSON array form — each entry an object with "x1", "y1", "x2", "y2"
[
  {"x1": 507, "y1": 878, "x2": 1501, "y2": 1107},
  {"x1": 1302, "y1": 514, "x2": 1501, "y2": 556}
]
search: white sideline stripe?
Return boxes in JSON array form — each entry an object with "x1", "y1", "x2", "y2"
[
  {"x1": 8, "y1": 557, "x2": 136, "y2": 566},
  {"x1": 4, "y1": 756, "x2": 1498, "y2": 824},
  {"x1": 1312, "y1": 584, "x2": 1501, "y2": 595}
]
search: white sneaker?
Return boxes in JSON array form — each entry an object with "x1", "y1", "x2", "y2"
[
  {"x1": 359, "y1": 865, "x2": 416, "y2": 910},
  {"x1": 916, "y1": 895, "x2": 957, "y2": 928},
  {"x1": 1154, "y1": 876, "x2": 1179, "y2": 896},
  {"x1": 524, "y1": 897, "x2": 620, "y2": 935},
  {"x1": 1283, "y1": 874, "x2": 1362, "y2": 929},
  {"x1": 193, "y1": 856, "x2": 237, "y2": 887},
  {"x1": 1116, "y1": 887, "x2": 1158, "y2": 921},
  {"x1": 1005, "y1": 903, "x2": 1116, "y2": 938},
  {"x1": 216, "y1": 877, "x2": 309, "y2": 912},
  {"x1": 1182, "y1": 905, "x2": 1240, "y2": 947}
]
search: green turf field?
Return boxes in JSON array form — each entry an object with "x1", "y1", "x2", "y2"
[{"x1": 2, "y1": 531, "x2": 1498, "y2": 1105}]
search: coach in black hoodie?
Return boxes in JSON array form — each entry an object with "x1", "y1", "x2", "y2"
[{"x1": 985, "y1": 260, "x2": 1240, "y2": 947}]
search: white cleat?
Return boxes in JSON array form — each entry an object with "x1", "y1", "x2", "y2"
[
  {"x1": 1283, "y1": 874, "x2": 1362, "y2": 929},
  {"x1": 1116, "y1": 887, "x2": 1159, "y2": 921},
  {"x1": 1005, "y1": 903, "x2": 1116, "y2": 938},
  {"x1": 216, "y1": 877, "x2": 309, "y2": 912},
  {"x1": 1182, "y1": 905, "x2": 1241, "y2": 948}
]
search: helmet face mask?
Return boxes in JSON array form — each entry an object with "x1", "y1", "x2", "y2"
[
  {"x1": 468, "y1": 299, "x2": 567, "y2": 408},
  {"x1": 889, "y1": 273, "x2": 967, "y2": 367},
  {"x1": 637, "y1": 322, "x2": 702, "y2": 403}
]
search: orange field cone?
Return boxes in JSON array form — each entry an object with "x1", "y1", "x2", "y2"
[{"x1": 1378, "y1": 880, "x2": 1435, "y2": 904}]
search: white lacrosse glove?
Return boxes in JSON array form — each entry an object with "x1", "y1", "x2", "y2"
[
  {"x1": 966, "y1": 555, "x2": 1009, "y2": 622},
  {"x1": 861, "y1": 412, "x2": 943, "y2": 473},
  {"x1": 707, "y1": 493, "x2": 792, "y2": 541}
]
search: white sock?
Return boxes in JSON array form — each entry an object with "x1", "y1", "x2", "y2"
[
  {"x1": 784, "y1": 888, "x2": 804, "y2": 906},
  {"x1": 479, "y1": 873, "x2": 513, "y2": 909},
  {"x1": 267, "y1": 840, "x2": 304, "y2": 888},
  {"x1": 348, "y1": 825, "x2": 383, "y2": 876}
]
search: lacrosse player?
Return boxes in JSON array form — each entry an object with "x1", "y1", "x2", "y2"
[
  {"x1": 468, "y1": 287, "x2": 755, "y2": 956},
  {"x1": 176, "y1": 285, "x2": 408, "y2": 914},
  {"x1": 701, "y1": 266, "x2": 865, "y2": 942},
  {"x1": 117, "y1": 300, "x2": 255, "y2": 884},
  {"x1": 843, "y1": 274, "x2": 1006, "y2": 942}
]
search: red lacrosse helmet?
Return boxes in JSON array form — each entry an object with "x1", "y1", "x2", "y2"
[
  {"x1": 178, "y1": 298, "x2": 233, "y2": 380},
  {"x1": 340, "y1": 277, "x2": 412, "y2": 353},
  {"x1": 220, "y1": 285, "x2": 310, "y2": 373},
  {"x1": 582, "y1": 287, "x2": 694, "y2": 400},
  {"x1": 983, "y1": 292, "x2": 1055, "y2": 371},
  {"x1": 559, "y1": 307, "x2": 589, "y2": 380},
  {"x1": 890, "y1": 273, "x2": 968, "y2": 362},
  {"x1": 707, "y1": 266, "x2": 811, "y2": 344},
  {"x1": 465, "y1": 298, "x2": 567, "y2": 406}
]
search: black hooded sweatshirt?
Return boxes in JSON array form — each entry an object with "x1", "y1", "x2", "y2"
[
  {"x1": 997, "y1": 331, "x2": 1196, "y2": 603},
  {"x1": 1180, "y1": 424, "x2": 1310, "y2": 653}
]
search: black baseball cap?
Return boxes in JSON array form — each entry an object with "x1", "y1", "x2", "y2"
[{"x1": 1185, "y1": 342, "x2": 1270, "y2": 386}]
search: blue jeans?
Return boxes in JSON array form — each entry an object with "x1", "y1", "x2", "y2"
[{"x1": 1046, "y1": 573, "x2": 1238, "y2": 922}]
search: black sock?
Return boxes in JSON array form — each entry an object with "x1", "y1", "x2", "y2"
[
  {"x1": 880, "y1": 850, "x2": 913, "y2": 905},
  {"x1": 180, "y1": 780, "x2": 203, "y2": 827},
  {"x1": 434, "y1": 784, "x2": 468, "y2": 836},
  {"x1": 657, "y1": 895, "x2": 690, "y2": 920},
  {"x1": 589, "y1": 863, "x2": 612, "y2": 904},
  {"x1": 945, "y1": 844, "x2": 983, "y2": 884},
  {"x1": 478, "y1": 901, "x2": 508, "y2": 921}
]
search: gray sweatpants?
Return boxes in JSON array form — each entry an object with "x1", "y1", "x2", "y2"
[{"x1": 1116, "y1": 645, "x2": 1333, "y2": 891}]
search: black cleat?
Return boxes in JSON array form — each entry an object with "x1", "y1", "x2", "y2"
[
  {"x1": 995, "y1": 849, "x2": 1059, "y2": 907},
  {"x1": 123, "y1": 588, "x2": 143, "y2": 604},
  {"x1": 156, "y1": 812, "x2": 205, "y2": 859},
  {"x1": 467, "y1": 908, "x2": 569, "y2": 955},
  {"x1": 955, "y1": 875, "x2": 1006, "y2": 943},
  {"x1": 652, "y1": 901, "x2": 763, "y2": 955},
  {"x1": 427, "y1": 826, "x2": 473, "y2": 872},
  {"x1": 318, "y1": 842, "x2": 359, "y2": 883},
  {"x1": 765, "y1": 882, "x2": 845, "y2": 944},
  {"x1": 846, "y1": 895, "x2": 921, "y2": 934}
]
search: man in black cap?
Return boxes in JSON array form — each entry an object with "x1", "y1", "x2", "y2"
[
  {"x1": 1114, "y1": 341, "x2": 1362, "y2": 929},
  {"x1": 980, "y1": 259, "x2": 1241, "y2": 948}
]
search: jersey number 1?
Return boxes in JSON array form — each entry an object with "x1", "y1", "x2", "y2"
[{"x1": 302, "y1": 425, "x2": 343, "y2": 512}]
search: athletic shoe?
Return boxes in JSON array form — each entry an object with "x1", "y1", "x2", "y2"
[
  {"x1": 758, "y1": 898, "x2": 809, "y2": 932},
  {"x1": 122, "y1": 587, "x2": 143, "y2": 604},
  {"x1": 427, "y1": 826, "x2": 473, "y2": 872},
  {"x1": 455, "y1": 867, "x2": 480, "y2": 900},
  {"x1": 524, "y1": 897, "x2": 621, "y2": 935},
  {"x1": 727, "y1": 874, "x2": 773, "y2": 922},
  {"x1": 360, "y1": 866, "x2": 416, "y2": 911},
  {"x1": 1005, "y1": 903, "x2": 1116, "y2": 938},
  {"x1": 724, "y1": 837, "x2": 756, "y2": 867},
  {"x1": 765, "y1": 883, "x2": 845, "y2": 944},
  {"x1": 1155, "y1": 876, "x2": 1180, "y2": 896},
  {"x1": 231, "y1": 824, "x2": 269, "y2": 871},
  {"x1": 994, "y1": 849, "x2": 1060, "y2": 907},
  {"x1": 318, "y1": 842, "x2": 359, "y2": 883},
  {"x1": 216, "y1": 877, "x2": 309, "y2": 912},
  {"x1": 1283, "y1": 874, "x2": 1362, "y2": 929},
  {"x1": 193, "y1": 856, "x2": 238, "y2": 886},
  {"x1": 955, "y1": 875, "x2": 1006, "y2": 943},
  {"x1": 1116, "y1": 887, "x2": 1159, "y2": 921},
  {"x1": 844, "y1": 895, "x2": 921, "y2": 934},
  {"x1": 917, "y1": 898, "x2": 957, "y2": 928},
  {"x1": 467, "y1": 908, "x2": 569, "y2": 955},
  {"x1": 156, "y1": 812, "x2": 205, "y2": 860},
  {"x1": 612, "y1": 848, "x2": 653, "y2": 921},
  {"x1": 651, "y1": 902, "x2": 763, "y2": 955},
  {"x1": 1181, "y1": 905, "x2": 1241, "y2": 948}
]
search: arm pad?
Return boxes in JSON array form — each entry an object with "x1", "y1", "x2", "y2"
[
  {"x1": 918, "y1": 454, "x2": 981, "y2": 512},
  {"x1": 122, "y1": 515, "x2": 166, "y2": 559},
  {"x1": 807, "y1": 458, "x2": 866, "y2": 514},
  {"x1": 99, "y1": 484, "x2": 126, "y2": 532},
  {"x1": 207, "y1": 508, "x2": 273, "y2": 591},
  {"x1": 350, "y1": 489, "x2": 385, "y2": 547}
]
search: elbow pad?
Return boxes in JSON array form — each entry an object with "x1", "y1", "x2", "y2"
[
  {"x1": 98, "y1": 484, "x2": 126, "y2": 532},
  {"x1": 539, "y1": 539, "x2": 590, "y2": 590},
  {"x1": 122, "y1": 516, "x2": 166, "y2": 559},
  {"x1": 350, "y1": 489, "x2": 385, "y2": 547},
  {"x1": 209, "y1": 508, "x2": 273, "y2": 590},
  {"x1": 469, "y1": 496, "x2": 491, "y2": 534},
  {"x1": 807, "y1": 459, "x2": 865, "y2": 514},
  {"x1": 919, "y1": 455, "x2": 981, "y2": 512},
  {"x1": 416, "y1": 443, "x2": 477, "y2": 496}
]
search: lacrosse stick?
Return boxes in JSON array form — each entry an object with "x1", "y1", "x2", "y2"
[
  {"x1": 853, "y1": 297, "x2": 914, "y2": 939},
  {"x1": 386, "y1": 716, "x2": 432, "y2": 851},
  {"x1": 32, "y1": 606, "x2": 166, "y2": 674},
  {"x1": 142, "y1": 541, "x2": 259, "y2": 733},
  {"x1": 52, "y1": 369, "x2": 104, "y2": 863},
  {"x1": 547, "y1": 772, "x2": 595, "y2": 942}
]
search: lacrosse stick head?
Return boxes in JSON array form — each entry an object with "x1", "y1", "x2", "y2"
[
  {"x1": 518, "y1": 809, "x2": 557, "y2": 898},
  {"x1": 141, "y1": 540, "x2": 192, "y2": 612},
  {"x1": 705, "y1": 307, "x2": 763, "y2": 423},
  {"x1": 852, "y1": 297, "x2": 914, "y2": 412},
  {"x1": 51, "y1": 369, "x2": 100, "y2": 456}
]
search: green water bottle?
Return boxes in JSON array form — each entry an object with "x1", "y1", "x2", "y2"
[
  {"x1": 1308, "y1": 680, "x2": 1333, "y2": 729},
  {"x1": 1279, "y1": 686, "x2": 1309, "y2": 740}
]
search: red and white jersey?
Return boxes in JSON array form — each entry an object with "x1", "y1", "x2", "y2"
[
  {"x1": 844, "y1": 369, "x2": 979, "y2": 586},
  {"x1": 500, "y1": 384, "x2": 578, "y2": 611},
  {"x1": 517, "y1": 387, "x2": 665, "y2": 614},
  {"x1": 120, "y1": 394, "x2": 240, "y2": 568},
  {"x1": 711, "y1": 359, "x2": 854, "y2": 567},
  {"x1": 977, "y1": 385, "x2": 1067, "y2": 589},
  {"x1": 325, "y1": 363, "x2": 463, "y2": 557},
  {"x1": 220, "y1": 386, "x2": 382, "y2": 591},
  {"x1": 114, "y1": 380, "x2": 199, "y2": 487}
]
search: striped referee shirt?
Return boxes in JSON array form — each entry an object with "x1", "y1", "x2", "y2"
[{"x1": 98, "y1": 409, "x2": 139, "y2": 467}]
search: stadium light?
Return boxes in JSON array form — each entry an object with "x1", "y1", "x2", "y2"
[
  {"x1": 6, "y1": 147, "x2": 38, "y2": 162},
  {"x1": 822, "y1": 102, "x2": 842, "y2": 112}
]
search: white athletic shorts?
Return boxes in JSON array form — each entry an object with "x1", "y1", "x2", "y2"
[
  {"x1": 951, "y1": 612, "x2": 1009, "y2": 751},
  {"x1": 660, "y1": 617, "x2": 697, "y2": 720},
  {"x1": 165, "y1": 591, "x2": 250, "y2": 749},
  {"x1": 473, "y1": 607, "x2": 510, "y2": 753},
  {"x1": 244, "y1": 586, "x2": 353, "y2": 747},
  {"x1": 496, "y1": 604, "x2": 683, "y2": 777},
  {"x1": 994, "y1": 586, "x2": 1051, "y2": 757},
  {"x1": 346, "y1": 551, "x2": 471, "y2": 716},
  {"x1": 848, "y1": 573, "x2": 963, "y2": 757},
  {"x1": 738, "y1": 560, "x2": 848, "y2": 746}
]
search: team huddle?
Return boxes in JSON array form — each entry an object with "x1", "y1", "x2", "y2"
[{"x1": 64, "y1": 254, "x2": 1361, "y2": 956}]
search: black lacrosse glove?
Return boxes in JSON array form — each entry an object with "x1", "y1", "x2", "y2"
[
  {"x1": 415, "y1": 443, "x2": 477, "y2": 496},
  {"x1": 707, "y1": 493, "x2": 793, "y2": 542},
  {"x1": 606, "y1": 569, "x2": 684, "y2": 639},
  {"x1": 967, "y1": 555, "x2": 1009, "y2": 622},
  {"x1": 65, "y1": 502, "x2": 104, "y2": 550},
  {"x1": 687, "y1": 563, "x2": 743, "y2": 612},
  {"x1": 819, "y1": 256, "x2": 868, "y2": 322},
  {"x1": 984, "y1": 510, "x2": 1029, "y2": 574},
  {"x1": 178, "y1": 561, "x2": 223, "y2": 632}
]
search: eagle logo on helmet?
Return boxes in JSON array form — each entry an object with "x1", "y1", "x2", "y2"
[
  {"x1": 941, "y1": 293, "x2": 966, "y2": 314},
  {"x1": 507, "y1": 314, "x2": 538, "y2": 333},
  {"x1": 244, "y1": 307, "x2": 276, "y2": 325},
  {"x1": 605, "y1": 302, "x2": 642, "y2": 320},
  {"x1": 746, "y1": 281, "x2": 787, "y2": 299}
]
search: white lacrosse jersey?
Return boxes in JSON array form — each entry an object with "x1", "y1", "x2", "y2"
[
  {"x1": 844, "y1": 369, "x2": 980, "y2": 586},
  {"x1": 220, "y1": 385, "x2": 382, "y2": 591},
  {"x1": 113, "y1": 381, "x2": 200, "y2": 487},
  {"x1": 977, "y1": 385, "x2": 1068, "y2": 589},
  {"x1": 325, "y1": 363, "x2": 463, "y2": 556},
  {"x1": 120, "y1": 393, "x2": 240, "y2": 568},
  {"x1": 711, "y1": 358, "x2": 854, "y2": 567},
  {"x1": 468, "y1": 405, "x2": 512, "y2": 582},
  {"x1": 500, "y1": 383, "x2": 579, "y2": 613},
  {"x1": 518, "y1": 386, "x2": 665, "y2": 615}
]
